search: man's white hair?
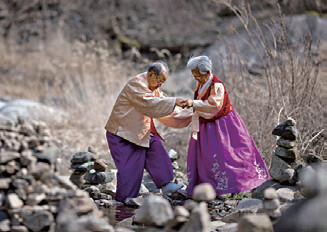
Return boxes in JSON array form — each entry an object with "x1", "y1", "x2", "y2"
[{"x1": 187, "y1": 56, "x2": 212, "y2": 74}]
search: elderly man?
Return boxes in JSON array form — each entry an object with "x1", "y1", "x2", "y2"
[{"x1": 105, "y1": 62, "x2": 190, "y2": 202}]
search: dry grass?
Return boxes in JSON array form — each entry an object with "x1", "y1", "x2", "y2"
[{"x1": 0, "y1": 31, "x2": 145, "y2": 173}]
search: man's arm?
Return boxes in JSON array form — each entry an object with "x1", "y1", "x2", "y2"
[{"x1": 124, "y1": 78, "x2": 188, "y2": 118}]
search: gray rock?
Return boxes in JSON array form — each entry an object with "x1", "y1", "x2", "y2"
[
  {"x1": 272, "y1": 123, "x2": 297, "y2": 140},
  {"x1": 11, "y1": 225, "x2": 29, "y2": 232},
  {"x1": 84, "y1": 185, "x2": 101, "y2": 194},
  {"x1": 139, "y1": 183, "x2": 149, "y2": 195},
  {"x1": 276, "y1": 188, "x2": 295, "y2": 202},
  {"x1": 12, "y1": 178, "x2": 29, "y2": 189},
  {"x1": 70, "y1": 151, "x2": 94, "y2": 164},
  {"x1": 115, "y1": 217, "x2": 134, "y2": 230},
  {"x1": 263, "y1": 199, "x2": 280, "y2": 210},
  {"x1": 0, "y1": 150, "x2": 20, "y2": 163},
  {"x1": 276, "y1": 138, "x2": 295, "y2": 148},
  {"x1": 192, "y1": 183, "x2": 216, "y2": 202},
  {"x1": 33, "y1": 146, "x2": 59, "y2": 164},
  {"x1": 65, "y1": 215, "x2": 114, "y2": 232},
  {"x1": 269, "y1": 154, "x2": 295, "y2": 184},
  {"x1": 180, "y1": 202, "x2": 210, "y2": 232},
  {"x1": 0, "y1": 219, "x2": 10, "y2": 232},
  {"x1": 172, "y1": 161, "x2": 179, "y2": 170},
  {"x1": 89, "y1": 172, "x2": 115, "y2": 184},
  {"x1": 266, "y1": 208, "x2": 281, "y2": 218},
  {"x1": 26, "y1": 193, "x2": 46, "y2": 206},
  {"x1": 54, "y1": 175, "x2": 77, "y2": 190},
  {"x1": 222, "y1": 209, "x2": 256, "y2": 223},
  {"x1": 183, "y1": 200, "x2": 198, "y2": 212},
  {"x1": 30, "y1": 162, "x2": 52, "y2": 180},
  {"x1": 69, "y1": 170, "x2": 86, "y2": 188},
  {"x1": 299, "y1": 164, "x2": 327, "y2": 197},
  {"x1": 22, "y1": 210, "x2": 54, "y2": 231},
  {"x1": 20, "y1": 150, "x2": 37, "y2": 167},
  {"x1": 71, "y1": 161, "x2": 94, "y2": 171},
  {"x1": 19, "y1": 121, "x2": 36, "y2": 136},
  {"x1": 0, "y1": 99, "x2": 66, "y2": 122},
  {"x1": 263, "y1": 188, "x2": 278, "y2": 200},
  {"x1": 237, "y1": 213, "x2": 273, "y2": 232},
  {"x1": 165, "y1": 215, "x2": 188, "y2": 231},
  {"x1": 125, "y1": 197, "x2": 144, "y2": 207},
  {"x1": 174, "y1": 206, "x2": 190, "y2": 218},
  {"x1": 0, "y1": 178, "x2": 11, "y2": 189},
  {"x1": 168, "y1": 149, "x2": 179, "y2": 161},
  {"x1": 6, "y1": 193, "x2": 23, "y2": 209},
  {"x1": 236, "y1": 198, "x2": 263, "y2": 212},
  {"x1": 209, "y1": 221, "x2": 226, "y2": 231},
  {"x1": 89, "y1": 192, "x2": 111, "y2": 200},
  {"x1": 100, "y1": 182, "x2": 117, "y2": 196},
  {"x1": 0, "y1": 113, "x2": 15, "y2": 128},
  {"x1": 215, "y1": 222, "x2": 238, "y2": 232},
  {"x1": 134, "y1": 195, "x2": 173, "y2": 227},
  {"x1": 275, "y1": 146, "x2": 297, "y2": 160}
]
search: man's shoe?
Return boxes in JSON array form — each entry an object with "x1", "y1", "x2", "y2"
[{"x1": 161, "y1": 182, "x2": 183, "y2": 195}]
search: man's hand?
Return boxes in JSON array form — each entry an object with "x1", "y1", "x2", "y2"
[{"x1": 175, "y1": 98, "x2": 193, "y2": 108}]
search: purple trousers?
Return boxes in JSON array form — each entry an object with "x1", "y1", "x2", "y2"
[{"x1": 106, "y1": 131, "x2": 173, "y2": 202}]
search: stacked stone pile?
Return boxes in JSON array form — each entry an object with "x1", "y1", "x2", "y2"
[
  {"x1": 275, "y1": 163, "x2": 327, "y2": 232},
  {"x1": 69, "y1": 150, "x2": 95, "y2": 188},
  {"x1": 269, "y1": 117, "x2": 300, "y2": 185},
  {"x1": 69, "y1": 153, "x2": 118, "y2": 205},
  {"x1": 0, "y1": 116, "x2": 114, "y2": 231},
  {"x1": 262, "y1": 188, "x2": 281, "y2": 222}
]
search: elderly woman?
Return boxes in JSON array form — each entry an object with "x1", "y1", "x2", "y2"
[{"x1": 185, "y1": 56, "x2": 269, "y2": 197}]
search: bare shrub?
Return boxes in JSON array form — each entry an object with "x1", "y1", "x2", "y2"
[{"x1": 212, "y1": 0, "x2": 324, "y2": 163}]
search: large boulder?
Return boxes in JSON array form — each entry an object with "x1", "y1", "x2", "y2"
[
  {"x1": 0, "y1": 99, "x2": 66, "y2": 122},
  {"x1": 134, "y1": 195, "x2": 173, "y2": 227}
]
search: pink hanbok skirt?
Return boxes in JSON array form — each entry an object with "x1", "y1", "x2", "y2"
[{"x1": 186, "y1": 110, "x2": 270, "y2": 196}]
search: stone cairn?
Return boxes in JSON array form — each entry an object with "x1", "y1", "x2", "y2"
[
  {"x1": 69, "y1": 152, "x2": 118, "y2": 207},
  {"x1": 262, "y1": 188, "x2": 281, "y2": 223},
  {"x1": 269, "y1": 117, "x2": 300, "y2": 185},
  {"x1": 0, "y1": 116, "x2": 114, "y2": 232}
]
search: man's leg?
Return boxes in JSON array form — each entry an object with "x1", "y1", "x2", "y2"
[
  {"x1": 144, "y1": 135, "x2": 174, "y2": 188},
  {"x1": 106, "y1": 131, "x2": 146, "y2": 202}
]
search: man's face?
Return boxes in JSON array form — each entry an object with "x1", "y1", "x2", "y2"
[
  {"x1": 191, "y1": 68, "x2": 210, "y2": 85},
  {"x1": 148, "y1": 71, "x2": 168, "y2": 91}
]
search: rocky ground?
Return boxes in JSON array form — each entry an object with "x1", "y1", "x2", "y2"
[{"x1": 1, "y1": 104, "x2": 326, "y2": 231}]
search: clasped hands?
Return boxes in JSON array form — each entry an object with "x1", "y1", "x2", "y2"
[{"x1": 175, "y1": 98, "x2": 193, "y2": 108}]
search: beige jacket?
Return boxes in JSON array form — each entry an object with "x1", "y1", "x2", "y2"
[{"x1": 105, "y1": 72, "x2": 191, "y2": 147}]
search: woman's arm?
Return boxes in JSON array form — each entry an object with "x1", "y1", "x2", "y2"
[{"x1": 193, "y1": 83, "x2": 225, "y2": 119}]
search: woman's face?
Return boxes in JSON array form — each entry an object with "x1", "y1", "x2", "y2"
[{"x1": 191, "y1": 68, "x2": 210, "y2": 85}]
